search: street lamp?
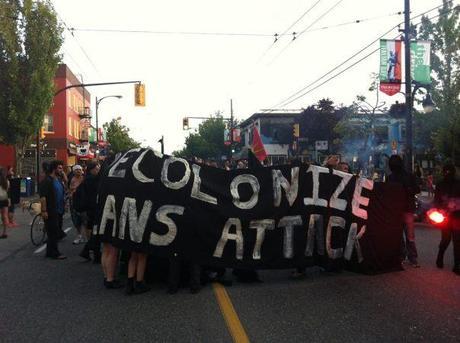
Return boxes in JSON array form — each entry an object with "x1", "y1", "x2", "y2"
[
  {"x1": 95, "y1": 95, "x2": 122, "y2": 148},
  {"x1": 421, "y1": 93, "x2": 435, "y2": 113}
]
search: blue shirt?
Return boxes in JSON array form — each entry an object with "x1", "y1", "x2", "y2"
[{"x1": 53, "y1": 178, "x2": 65, "y2": 214}]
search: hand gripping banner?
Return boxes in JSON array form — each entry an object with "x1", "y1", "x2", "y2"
[{"x1": 95, "y1": 149, "x2": 406, "y2": 273}]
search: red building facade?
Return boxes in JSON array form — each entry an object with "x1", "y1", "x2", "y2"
[{"x1": 0, "y1": 64, "x2": 92, "y2": 175}]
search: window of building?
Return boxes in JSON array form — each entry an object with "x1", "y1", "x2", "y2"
[
  {"x1": 68, "y1": 118, "x2": 72, "y2": 136},
  {"x1": 43, "y1": 114, "x2": 54, "y2": 132}
]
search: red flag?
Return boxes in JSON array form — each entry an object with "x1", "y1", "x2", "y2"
[{"x1": 252, "y1": 125, "x2": 267, "y2": 162}]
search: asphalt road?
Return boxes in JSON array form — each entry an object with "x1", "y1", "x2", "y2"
[{"x1": 0, "y1": 211, "x2": 459, "y2": 343}]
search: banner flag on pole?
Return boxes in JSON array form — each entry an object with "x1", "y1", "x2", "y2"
[
  {"x1": 410, "y1": 41, "x2": 431, "y2": 84},
  {"x1": 379, "y1": 39, "x2": 402, "y2": 96},
  {"x1": 252, "y1": 125, "x2": 267, "y2": 162}
]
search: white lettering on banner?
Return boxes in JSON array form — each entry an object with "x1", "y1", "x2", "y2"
[
  {"x1": 278, "y1": 216, "x2": 303, "y2": 258},
  {"x1": 304, "y1": 165, "x2": 328, "y2": 207},
  {"x1": 99, "y1": 195, "x2": 117, "y2": 235},
  {"x1": 249, "y1": 219, "x2": 275, "y2": 260},
  {"x1": 150, "y1": 205, "x2": 184, "y2": 246},
  {"x1": 272, "y1": 167, "x2": 299, "y2": 207},
  {"x1": 352, "y1": 178, "x2": 374, "y2": 219},
  {"x1": 191, "y1": 164, "x2": 217, "y2": 205},
  {"x1": 213, "y1": 218, "x2": 244, "y2": 260},
  {"x1": 132, "y1": 148, "x2": 161, "y2": 183},
  {"x1": 117, "y1": 198, "x2": 152, "y2": 243},
  {"x1": 326, "y1": 216, "x2": 346, "y2": 259},
  {"x1": 344, "y1": 223, "x2": 366, "y2": 262},
  {"x1": 305, "y1": 214, "x2": 324, "y2": 256},
  {"x1": 230, "y1": 174, "x2": 260, "y2": 210},
  {"x1": 108, "y1": 148, "x2": 141, "y2": 178},
  {"x1": 330, "y1": 170, "x2": 353, "y2": 210},
  {"x1": 161, "y1": 157, "x2": 191, "y2": 190}
]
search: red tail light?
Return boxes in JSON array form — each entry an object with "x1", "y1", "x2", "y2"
[{"x1": 427, "y1": 209, "x2": 446, "y2": 225}]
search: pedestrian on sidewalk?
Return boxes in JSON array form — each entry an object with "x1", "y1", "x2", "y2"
[
  {"x1": 434, "y1": 163, "x2": 460, "y2": 275},
  {"x1": 0, "y1": 167, "x2": 10, "y2": 239},
  {"x1": 6, "y1": 166, "x2": 18, "y2": 227},
  {"x1": 79, "y1": 162, "x2": 102, "y2": 263},
  {"x1": 387, "y1": 155, "x2": 421, "y2": 268},
  {"x1": 69, "y1": 165, "x2": 85, "y2": 244},
  {"x1": 39, "y1": 161, "x2": 66, "y2": 260}
]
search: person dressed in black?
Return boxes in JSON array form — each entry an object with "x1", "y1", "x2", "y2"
[
  {"x1": 387, "y1": 155, "x2": 420, "y2": 267},
  {"x1": 434, "y1": 163, "x2": 460, "y2": 275},
  {"x1": 79, "y1": 162, "x2": 102, "y2": 263},
  {"x1": 39, "y1": 160, "x2": 66, "y2": 260}
]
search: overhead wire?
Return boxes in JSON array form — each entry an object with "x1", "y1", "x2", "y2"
[
  {"x1": 265, "y1": 1, "x2": 454, "y2": 111},
  {"x1": 56, "y1": 12, "x2": 101, "y2": 77},
  {"x1": 257, "y1": 0, "x2": 323, "y2": 63},
  {"x1": 268, "y1": 0, "x2": 345, "y2": 65}
]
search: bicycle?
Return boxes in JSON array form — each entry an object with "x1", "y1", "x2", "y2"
[{"x1": 23, "y1": 200, "x2": 47, "y2": 246}]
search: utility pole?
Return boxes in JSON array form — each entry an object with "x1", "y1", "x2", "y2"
[
  {"x1": 230, "y1": 99, "x2": 234, "y2": 161},
  {"x1": 404, "y1": 0, "x2": 413, "y2": 172},
  {"x1": 159, "y1": 135, "x2": 164, "y2": 154}
]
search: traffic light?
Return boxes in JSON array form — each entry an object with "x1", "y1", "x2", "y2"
[
  {"x1": 39, "y1": 127, "x2": 46, "y2": 139},
  {"x1": 293, "y1": 123, "x2": 300, "y2": 138},
  {"x1": 183, "y1": 117, "x2": 189, "y2": 130},
  {"x1": 134, "y1": 83, "x2": 146, "y2": 106}
]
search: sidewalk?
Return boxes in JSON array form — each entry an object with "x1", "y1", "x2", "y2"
[
  {"x1": 0, "y1": 204, "x2": 37, "y2": 262},
  {"x1": 0, "y1": 202, "x2": 75, "y2": 262}
]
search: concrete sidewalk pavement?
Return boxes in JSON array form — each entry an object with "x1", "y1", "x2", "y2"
[{"x1": 0, "y1": 202, "x2": 75, "y2": 262}]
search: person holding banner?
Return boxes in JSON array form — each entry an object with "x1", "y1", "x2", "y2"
[
  {"x1": 387, "y1": 155, "x2": 420, "y2": 268},
  {"x1": 125, "y1": 251, "x2": 151, "y2": 295},
  {"x1": 434, "y1": 163, "x2": 460, "y2": 275}
]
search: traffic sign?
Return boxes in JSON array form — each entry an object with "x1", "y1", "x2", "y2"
[{"x1": 315, "y1": 140, "x2": 328, "y2": 151}]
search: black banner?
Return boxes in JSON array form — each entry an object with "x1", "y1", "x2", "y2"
[{"x1": 96, "y1": 148, "x2": 406, "y2": 273}]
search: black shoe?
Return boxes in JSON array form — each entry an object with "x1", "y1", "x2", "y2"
[
  {"x1": 105, "y1": 280, "x2": 124, "y2": 289},
  {"x1": 125, "y1": 278, "x2": 135, "y2": 295},
  {"x1": 190, "y1": 287, "x2": 200, "y2": 294},
  {"x1": 79, "y1": 250, "x2": 91, "y2": 261},
  {"x1": 134, "y1": 281, "x2": 151, "y2": 294}
]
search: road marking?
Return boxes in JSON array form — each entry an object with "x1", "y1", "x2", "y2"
[
  {"x1": 212, "y1": 282, "x2": 250, "y2": 343},
  {"x1": 34, "y1": 227, "x2": 73, "y2": 254}
]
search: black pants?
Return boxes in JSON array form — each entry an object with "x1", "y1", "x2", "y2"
[
  {"x1": 168, "y1": 257, "x2": 201, "y2": 291},
  {"x1": 81, "y1": 212, "x2": 101, "y2": 258},
  {"x1": 438, "y1": 221, "x2": 460, "y2": 267},
  {"x1": 45, "y1": 216, "x2": 61, "y2": 258}
]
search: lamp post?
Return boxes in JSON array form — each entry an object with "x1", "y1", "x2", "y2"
[{"x1": 95, "y1": 95, "x2": 122, "y2": 154}]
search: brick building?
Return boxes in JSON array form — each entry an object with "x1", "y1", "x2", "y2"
[{"x1": 0, "y1": 64, "x2": 93, "y2": 176}]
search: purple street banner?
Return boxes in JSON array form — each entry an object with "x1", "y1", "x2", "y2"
[{"x1": 95, "y1": 149, "x2": 406, "y2": 273}]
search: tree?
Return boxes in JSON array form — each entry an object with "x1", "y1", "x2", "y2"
[
  {"x1": 418, "y1": 1, "x2": 460, "y2": 163},
  {"x1": 173, "y1": 115, "x2": 228, "y2": 160},
  {"x1": 0, "y1": 0, "x2": 63, "y2": 170},
  {"x1": 334, "y1": 74, "x2": 387, "y2": 156},
  {"x1": 103, "y1": 118, "x2": 140, "y2": 154}
]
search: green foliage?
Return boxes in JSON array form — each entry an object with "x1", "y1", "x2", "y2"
[
  {"x1": 0, "y1": 0, "x2": 63, "y2": 147},
  {"x1": 103, "y1": 119, "x2": 140, "y2": 154},
  {"x1": 418, "y1": 1, "x2": 460, "y2": 162},
  {"x1": 173, "y1": 116, "x2": 228, "y2": 160}
]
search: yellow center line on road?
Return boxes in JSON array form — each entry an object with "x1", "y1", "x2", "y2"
[{"x1": 212, "y1": 282, "x2": 250, "y2": 343}]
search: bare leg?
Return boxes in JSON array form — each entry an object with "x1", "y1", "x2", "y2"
[
  {"x1": 106, "y1": 245, "x2": 119, "y2": 282},
  {"x1": 128, "y1": 252, "x2": 138, "y2": 279},
  {"x1": 136, "y1": 253, "x2": 147, "y2": 282},
  {"x1": 101, "y1": 243, "x2": 110, "y2": 279}
]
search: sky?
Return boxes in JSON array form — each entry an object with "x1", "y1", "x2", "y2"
[{"x1": 51, "y1": 0, "x2": 458, "y2": 153}]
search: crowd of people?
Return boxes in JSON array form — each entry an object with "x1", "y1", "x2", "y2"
[{"x1": 2, "y1": 151, "x2": 458, "y2": 299}]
